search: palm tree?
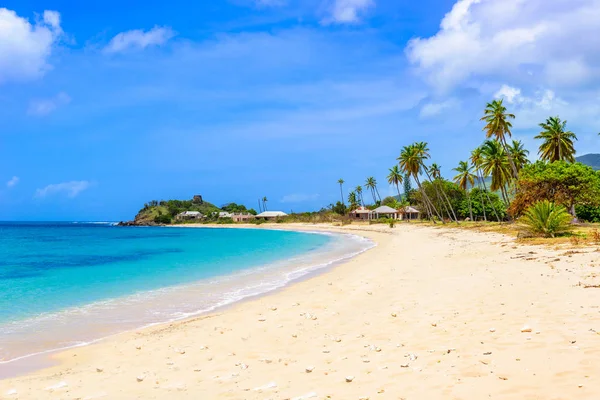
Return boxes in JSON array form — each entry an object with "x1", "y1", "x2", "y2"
[
  {"x1": 347, "y1": 191, "x2": 358, "y2": 209},
  {"x1": 398, "y1": 144, "x2": 442, "y2": 222},
  {"x1": 428, "y1": 162, "x2": 459, "y2": 222},
  {"x1": 338, "y1": 179, "x2": 345, "y2": 205},
  {"x1": 535, "y1": 116, "x2": 577, "y2": 162},
  {"x1": 453, "y1": 160, "x2": 476, "y2": 221},
  {"x1": 262, "y1": 196, "x2": 268, "y2": 211},
  {"x1": 481, "y1": 99, "x2": 518, "y2": 178},
  {"x1": 365, "y1": 177, "x2": 380, "y2": 204},
  {"x1": 258, "y1": 198, "x2": 263, "y2": 213},
  {"x1": 507, "y1": 139, "x2": 530, "y2": 173},
  {"x1": 480, "y1": 140, "x2": 512, "y2": 205},
  {"x1": 355, "y1": 185, "x2": 364, "y2": 207},
  {"x1": 387, "y1": 165, "x2": 403, "y2": 199}
]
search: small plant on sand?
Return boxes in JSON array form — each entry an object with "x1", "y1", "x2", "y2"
[
  {"x1": 389, "y1": 219, "x2": 396, "y2": 228},
  {"x1": 570, "y1": 236, "x2": 581, "y2": 246},
  {"x1": 518, "y1": 200, "x2": 573, "y2": 238}
]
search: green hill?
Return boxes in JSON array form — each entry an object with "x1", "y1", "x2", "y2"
[
  {"x1": 577, "y1": 154, "x2": 600, "y2": 170},
  {"x1": 132, "y1": 198, "x2": 222, "y2": 225}
]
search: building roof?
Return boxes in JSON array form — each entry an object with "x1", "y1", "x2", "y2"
[
  {"x1": 178, "y1": 211, "x2": 203, "y2": 216},
  {"x1": 256, "y1": 211, "x2": 288, "y2": 217},
  {"x1": 373, "y1": 205, "x2": 398, "y2": 214},
  {"x1": 403, "y1": 206, "x2": 420, "y2": 213},
  {"x1": 218, "y1": 212, "x2": 233, "y2": 217},
  {"x1": 351, "y1": 207, "x2": 373, "y2": 214}
]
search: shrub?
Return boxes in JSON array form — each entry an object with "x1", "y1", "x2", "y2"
[
  {"x1": 518, "y1": 200, "x2": 573, "y2": 238},
  {"x1": 154, "y1": 214, "x2": 172, "y2": 224},
  {"x1": 575, "y1": 205, "x2": 600, "y2": 223}
]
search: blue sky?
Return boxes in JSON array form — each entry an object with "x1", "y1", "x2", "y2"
[{"x1": 1, "y1": 0, "x2": 599, "y2": 221}]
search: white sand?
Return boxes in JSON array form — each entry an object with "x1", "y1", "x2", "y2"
[{"x1": 2, "y1": 223, "x2": 600, "y2": 399}]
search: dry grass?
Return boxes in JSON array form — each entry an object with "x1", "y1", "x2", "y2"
[{"x1": 445, "y1": 220, "x2": 600, "y2": 248}]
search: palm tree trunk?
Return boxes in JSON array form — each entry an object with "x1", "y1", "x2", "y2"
[
  {"x1": 339, "y1": 184, "x2": 345, "y2": 205},
  {"x1": 479, "y1": 172, "x2": 501, "y2": 222},
  {"x1": 415, "y1": 175, "x2": 443, "y2": 223},
  {"x1": 396, "y1": 183, "x2": 401, "y2": 199},
  {"x1": 425, "y1": 170, "x2": 457, "y2": 222},
  {"x1": 258, "y1": 199, "x2": 262, "y2": 213},
  {"x1": 501, "y1": 136, "x2": 519, "y2": 180},
  {"x1": 375, "y1": 186, "x2": 382, "y2": 202},
  {"x1": 467, "y1": 189, "x2": 473, "y2": 221},
  {"x1": 475, "y1": 174, "x2": 487, "y2": 221}
]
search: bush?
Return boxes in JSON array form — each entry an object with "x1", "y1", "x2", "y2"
[
  {"x1": 518, "y1": 200, "x2": 573, "y2": 238},
  {"x1": 575, "y1": 205, "x2": 600, "y2": 223},
  {"x1": 216, "y1": 217, "x2": 234, "y2": 224},
  {"x1": 154, "y1": 214, "x2": 172, "y2": 224}
]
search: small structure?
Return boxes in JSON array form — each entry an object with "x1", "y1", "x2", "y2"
[
  {"x1": 231, "y1": 213, "x2": 256, "y2": 222},
  {"x1": 350, "y1": 207, "x2": 373, "y2": 220},
  {"x1": 176, "y1": 211, "x2": 204, "y2": 221},
  {"x1": 400, "y1": 206, "x2": 420, "y2": 221},
  {"x1": 256, "y1": 211, "x2": 288, "y2": 221},
  {"x1": 218, "y1": 212, "x2": 233, "y2": 219},
  {"x1": 373, "y1": 205, "x2": 400, "y2": 220}
]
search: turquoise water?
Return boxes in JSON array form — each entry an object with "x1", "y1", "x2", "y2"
[{"x1": 0, "y1": 222, "x2": 371, "y2": 364}]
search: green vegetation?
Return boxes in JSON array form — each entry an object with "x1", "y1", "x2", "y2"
[
  {"x1": 518, "y1": 201, "x2": 573, "y2": 238},
  {"x1": 509, "y1": 161, "x2": 600, "y2": 217}
]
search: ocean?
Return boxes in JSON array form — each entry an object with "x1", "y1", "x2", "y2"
[{"x1": 0, "y1": 222, "x2": 372, "y2": 368}]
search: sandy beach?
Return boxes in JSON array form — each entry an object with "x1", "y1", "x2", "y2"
[{"x1": 2, "y1": 223, "x2": 600, "y2": 399}]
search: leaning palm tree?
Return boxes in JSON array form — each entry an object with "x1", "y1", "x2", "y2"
[
  {"x1": 387, "y1": 165, "x2": 403, "y2": 199},
  {"x1": 262, "y1": 196, "x2": 268, "y2": 211},
  {"x1": 398, "y1": 144, "x2": 442, "y2": 222},
  {"x1": 337, "y1": 179, "x2": 345, "y2": 205},
  {"x1": 453, "y1": 160, "x2": 476, "y2": 221},
  {"x1": 535, "y1": 116, "x2": 577, "y2": 162},
  {"x1": 355, "y1": 185, "x2": 364, "y2": 207},
  {"x1": 481, "y1": 99, "x2": 518, "y2": 179},
  {"x1": 480, "y1": 140, "x2": 512, "y2": 205},
  {"x1": 507, "y1": 139, "x2": 530, "y2": 173}
]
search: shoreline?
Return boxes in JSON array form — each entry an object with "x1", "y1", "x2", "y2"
[
  {"x1": 2, "y1": 223, "x2": 600, "y2": 399},
  {"x1": 0, "y1": 224, "x2": 376, "y2": 379}
]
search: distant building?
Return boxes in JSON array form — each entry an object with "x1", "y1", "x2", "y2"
[
  {"x1": 218, "y1": 212, "x2": 233, "y2": 218},
  {"x1": 372, "y1": 205, "x2": 400, "y2": 220},
  {"x1": 176, "y1": 211, "x2": 204, "y2": 221},
  {"x1": 400, "y1": 206, "x2": 420, "y2": 221},
  {"x1": 255, "y1": 211, "x2": 288, "y2": 221},
  {"x1": 193, "y1": 195, "x2": 203, "y2": 204},
  {"x1": 231, "y1": 213, "x2": 256, "y2": 222},
  {"x1": 349, "y1": 207, "x2": 373, "y2": 220}
]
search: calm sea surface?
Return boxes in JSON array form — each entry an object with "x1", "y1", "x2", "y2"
[{"x1": 0, "y1": 222, "x2": 372, "y2": 365}]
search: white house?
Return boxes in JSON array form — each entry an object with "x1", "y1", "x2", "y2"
[
  {"x1": 400, "y1": 206, "x2": 420, "y2": 221},
  {"x1": 176, "y1": 211, "x2": 204, "y2": 221},
  {"x1": 256, "y1": 211, "x2": 288, "y2": 220},
  {"x1": 218, "y1": 212, "x2": 233, "y2": 218}
]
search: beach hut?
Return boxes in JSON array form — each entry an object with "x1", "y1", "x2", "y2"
[
  {"x1": 400, "y1": 206, "x2": 420, "y2": 221},
  {"x1": 373, "y1": 205, "x2": 400, "y2": 220},
  {"x1": 256, "y1": 211, "x2": 288, "y2": 221},
  {"x1": 350, "y1": 207, "x2": 373, "y2": 220}
]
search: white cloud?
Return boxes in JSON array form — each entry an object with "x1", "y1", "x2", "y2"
[
  {"x1": 35, "y1": 181, "x2": 91, "y2": 198},
  {"x1": 104, "y1": 26, "x2": 175, "y2": 54},
  {"x1": 406, "y1": 0, "x2": 600, "y2": 90},
  {"x1": 420, "y1": 98, "x2": 458, "y2": 118},
  {"x1": 6, "y1": 176, "x2": 19, "y2": 188},
  {"x1": 325, "y1": 0, "x2": 374, "y2": 24},
  {"x1": 28, "y1": 92, "x2": 71, "y2": 116},
  {"x1": 281, "y1": 193, "x2": 320, "y2": 203},
  {"x1": 0, "y1": 8, "x2": 62, "y2": 83}
]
